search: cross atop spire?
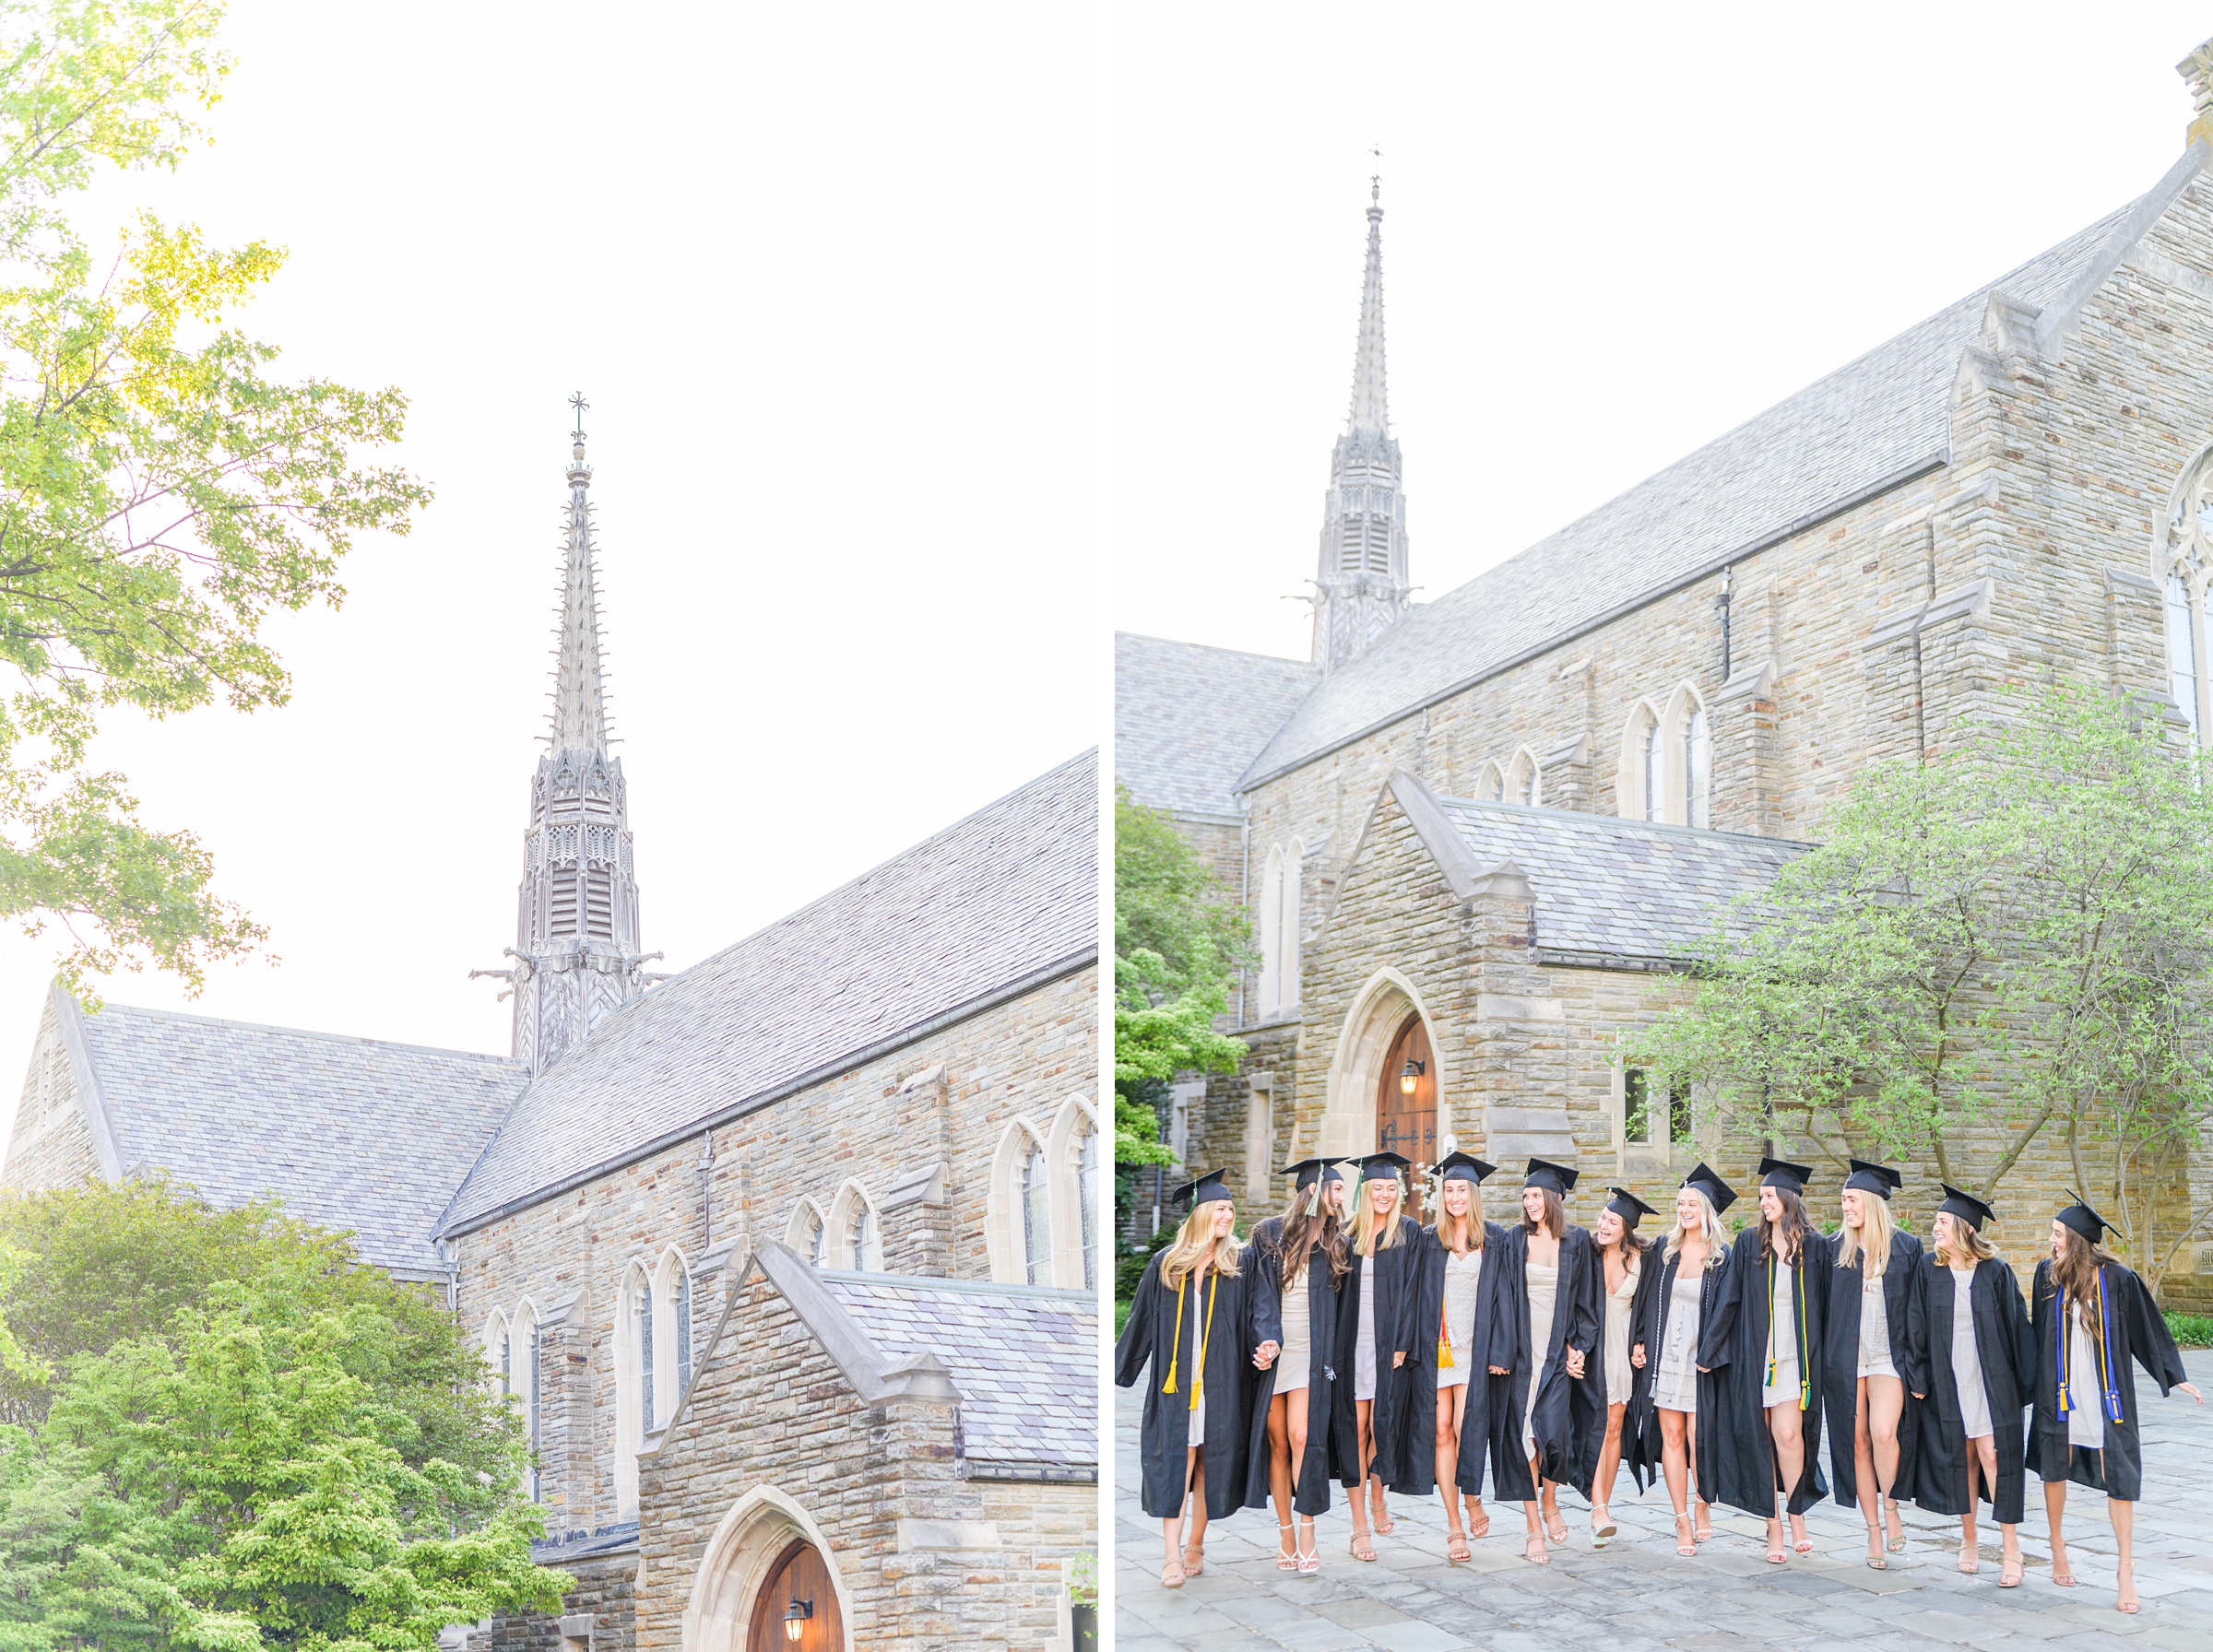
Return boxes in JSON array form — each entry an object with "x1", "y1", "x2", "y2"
[
  {"x1": 1347, "y1": 174, "x2": 1389, "y2": 433},
  {"x1": 550, "y1": 406, "x2": 608, "y2": 758}
]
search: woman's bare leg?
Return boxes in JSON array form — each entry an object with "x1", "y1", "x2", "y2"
[
  {"x1": 1437, "y1": 1383, "x2": 1467, "y2": 1542},
  {"x1": 2112, "y1": 1496, "x2": 2137, "y2": 1612},
  {"x1": 1853, "y1": 1378, "x2": 1884, "y2": 1563},
  {"x1": 1162, "y1": 1446, "x2": 1206, "y2": 1579},
  {"x1": 1660, "y1": 1408, "x2": 1694, "y2": 1553},
  {"x1": 1593, "y1": 1403, "x2": 1627, "y2": 1528},
  {"x1": 1185, "y1": 1452, "x2": 1210, "y2": 1560},
  {"x1": 1350, "y1": 1398, "x2": 1376, "y2": 1556},
  {"x1": 1768, "y1": 1401, "x2": 1809, "y2": 1552},
  {"x1": 1687, "y1": 1411, "x2": 1711, "y2": 1535},
  {"x1": 1866, "y1": 1375, "x2": 1904, "y2": 1548},
  {"x1": 1265, "y1": 1394, "x2": 1295, "y2": 1561},
  {"x1": 2044, "y1": 1477, "x2": 2074, "y2": 1586},
  {"x1": 1959, "y1": 1439, "x2": 1981, "y2": 1568},
  {"x1": 1521, "y1": 1453, "x2": 1550, "y2": 1561}
]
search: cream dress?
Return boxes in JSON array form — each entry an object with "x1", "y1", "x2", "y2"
[
  {"x1": 1857, "y1": 1268, "x2": 1898, "y2": 1379},
  {"x1": 2065, "y1": 1302, "x2": 2104, "y2": 1448},
  {"x1": 1438, "y1": 1246, "x2": 1484, "y2": 1390},
  {"x1": 1604, "y1": 1259, "x2": 1641, "y2": 1406},
  {"x1": 1521, "y1": 1259, "x2": 1559, "y2": 1457},
  {"x1": 1354, "y1": 1257, "x2": 1379, "y2": 1402},
  {"x1": 1762, "y1": 1257, "x2": 1803, "y2": 1410},
  {"x1": 1948, "y1": 1266, "x2": 1993, "y2": 1440},
  {"x1": 1652, "y1": 1263, "x2": 1703, "y2": 1412},
  {"x1": 1278, "y1": 1258, "x2": 1310, "y2": 1396}
]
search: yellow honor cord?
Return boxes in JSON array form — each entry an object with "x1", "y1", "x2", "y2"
[
  {"x1": 1189, "y1": 1266, "x2": 1220, "y2": 1412},
  {"x1": 1438, "y1": 1297, "x2": 1454, "y2": 1369},
  {"x1": 1163, "y1": 1272, "x2": 1186, "y2": 1396}
]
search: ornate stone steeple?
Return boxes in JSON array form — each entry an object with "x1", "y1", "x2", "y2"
[
  {"x1": 474, "y1": 401, "x2": 658, "y2": 1073},
  {"x1": 1310, "y1": 178, "x2": 1413, "y2": 673}
]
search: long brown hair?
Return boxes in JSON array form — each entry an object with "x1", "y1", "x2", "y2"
[
  {"x1": 1436, "y1": 1182, "x2": 1485, "y2": 1256},
  {"x1": 2053, "y1": 1223, "x2": 2119, "y2": 1351},
  {"x1": 1521, "y1": 1185, "x2": 1565, "y2": 1239},
  {"x1": 1756, "y1": 1186, "x2": 1813, "y2": 1266},
  {"x1": 1931, "y1": 1213, "x2": 1994, "y2": 1268},
  {"x1": 1273, "y1": 1182, "x2": 1350, "y2": 1288}
]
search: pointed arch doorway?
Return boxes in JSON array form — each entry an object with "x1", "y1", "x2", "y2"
[
  {"x1": 1376, "y1": 1013, "x2": 1437, "y2": 1173},
  {"x1": 746, "y1": 1540, "x2": 842, "y2": 1651}
]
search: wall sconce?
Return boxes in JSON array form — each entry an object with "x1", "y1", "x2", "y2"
[
  {"x1": 783, "y1": 1599, "x2": 812, "y2": 1643},
  {"x1": 1399, "y1": 1057, "x2": 1425, "y2": 1096}
]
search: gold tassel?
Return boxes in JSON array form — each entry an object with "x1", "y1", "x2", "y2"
[
  {"x1": 1189, "y1": 1267, "x2": 1220, "y2": 1412},
  {"x1": 1163, "y1": 1272, "x2": 1185, "y2": 1396},
  {"x1": 1438, "y1": 1300, "x2": 1454, "y2": 1369}
]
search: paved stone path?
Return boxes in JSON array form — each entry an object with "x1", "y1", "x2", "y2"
[{"x1": 1114, "y1": 1351, "x2": 2213, "y2": 1651}]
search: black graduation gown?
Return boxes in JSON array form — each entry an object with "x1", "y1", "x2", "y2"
[
  {"x1": 1247, "y1": 1215, "x2": 1340, "y2": 1516},
  {"x1": 1393, "y1": 1221, "x2": 1509, "y2": 1497},
  {"x1": 1698, "y1": 1225, "x2": 1831, "y2": 1517},
  {"x1": 1629, "y1": 1242, "x2": 1733, "y2": 1496},
  {"x1": 1327, "y1": 1216, "x2": 1422, "y2": 1488},
  {"x1": 1819, "y1": 1229, "x2": 1929, "y2": 1507},
  {"x1": 1113, "y1": 1245, "x2": 1283, "y2": 1518},
  {"x1": 1488, "y1": 1223, "x2": 1601, "y2": 1500},
  {"x1": 1577, "y1": 1238, "x2": 1663, "y2": 1493},
  {"x1": 2025, "y1": 1257, "x2": 2188, "y2": 1503},
  {"x1": 1914, "y1": 1257, "x2": 2035, "y2": 1524}
]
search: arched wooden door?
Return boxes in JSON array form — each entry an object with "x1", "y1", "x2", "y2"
[
  {"x1": 1375, "y1": 1013, "x2": 1436, "y2": 1182},
  {"x1": 746, "y1": 1540, "x2": 842, "y2": 1652}
]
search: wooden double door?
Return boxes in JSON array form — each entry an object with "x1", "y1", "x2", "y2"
[
  {"x1": 747, "y1": 1540, "x2": 841, "y2": 1652},
  {"x1": 1376, "y1": 1014, "x2": 1437, "y2": 1177}
]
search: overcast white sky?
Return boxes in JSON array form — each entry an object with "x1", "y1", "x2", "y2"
[
  {"x1": 1110, "y1": 5, "x2": 2213, "y2": 660},
  {"x1": 0, "y1": 0, "x2": 1101, "y2": 1136}
]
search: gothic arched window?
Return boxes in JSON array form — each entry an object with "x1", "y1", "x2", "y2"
[
  {"x1": 1258, "y1": 841, "x2": 1303, "y2": 1019},
  {"x1": 1675, "y1": 691, "x2": 1711, "y2": 830},
  {"x1": 1077, "y1": 1115, "x2": 1098, "y2": 1292},
  {"x1": 1506, "y1": 747, "x2": 1541, "y2": 808},
  {"x1": 512, "y1": 1303, "x2": 541, "y2": 1503},
  {"x1": 2159, "y1": 446, "x2": 2213, "y2": 742},
  {"x1": 1022, "y1": 1138, "x2": 1051, "y2": 1284},
  {"x1": 1619, "y1": 702, "x2": 1663, "y2": 822},
  {"x1": 1478, "y1": 761, "x2": 1507, "y2": 803}
]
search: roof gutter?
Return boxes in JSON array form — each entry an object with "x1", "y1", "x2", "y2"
[{"x1": 1237, "y1": 453, "x2": 1948, "y2": 794}]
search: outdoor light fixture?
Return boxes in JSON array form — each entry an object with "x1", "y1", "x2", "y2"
[
  {"x1": 1399, "y1": 1057, "x2": 1425, "y2": 1096},
  {"x1": 783, "y1": 1599, "x2": 812, "y2": 1644}
]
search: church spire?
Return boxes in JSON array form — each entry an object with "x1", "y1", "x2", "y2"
[
  {"x1": 550, "y1": 392, "x2": 609, "y2": 759},
  {"x1": 472, "y1": 400, "x2": 659, "y2": 1074},
  {"x1": 1347, "y1": 177, "x2": 1389, "y2": 434},
  {"x1": 1310, "y1": 177, "x2": 1413, "y2": 674}
]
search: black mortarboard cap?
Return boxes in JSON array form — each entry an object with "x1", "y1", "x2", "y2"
[
  {"x1": 1844, "y1": 1159, "x2": 1903, "y2": 1199},
  {"x1": 1759, "y1": 1155, "x2": 1814, "y2": 1195},
  {"x1": 1605, "y1": 1186, "x2": 1659, "y2": 1229},
  {"x1": 1284, "y1": 1157, "x2": 1330, "y2": 1192},
  {"x1": 1681, "y1": 1162, "x2": 1737, "y2": 1214},
  {"x1": 1359, "y1": 1151, "x2": 1411, "y2": 1182},
  {"x1": 2057, "y1": 1191, "x2": 2124, "y2": 1244},
  {"x1": 1435, "y1": 1150, "x2": 1496, "y2": 1185},
  {"x1": 1169, "y1": 1168, "x2": 1232, "y2": 1208},
  {"x1": 1524, "y1": 1157, "x2": 1579, "y2": 1195},
  {"x1": 1320, "y1": 1162, "x2": 1346, "y2": 1187},
  {"x1": 1938, "y1": 1183, "x2": 1994, "y2": 1230}
]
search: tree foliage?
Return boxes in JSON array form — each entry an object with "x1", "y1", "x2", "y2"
[
  {"x1": 1625, "y1": 683, "x2": 2213, "y2": 1289},
  {"x1": 1113, "y1": 787, "x2": 1249, "y2": 1165},
  {"x1": 0, "y1": 1179, "x2": 564, "y2": 1649},
  {"x1": 0, "y1": 0, "x2": 427, "y2": 990}
]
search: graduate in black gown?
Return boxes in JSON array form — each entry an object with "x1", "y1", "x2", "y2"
[
  {"x1": 1819, "y1": 1159, "x2": 1927, "y2": 1570},
  {"x1": 1392, "y1": 1150, "x2": 1507, "y2": 1562},
  {"x1": 1249, "y1": 1159, "x2": 1349, "y2": 1575},
  {"x1": 2029, "y1": 1194, "x2": 2202, "y2": 1615},
  {"x1": 1914, "y1": 1185, "x2": 2035, "y2": 1587},
  {"x1": 1580, "y1": 1186, "x2": 1660, "y2": 1546},
  {"x1": 1113, "y1": 1169, "x2": 1284, "y2": 1589},
  {"x1": 1633, "y1": 1162, "x2": 1736, "y2": 1556},
  {"x1": 1328, "y1": 1150, "x2": 1422, "y2": 1562},
  {"x1": 1488, "y1": 1157, "x2": 1599, "y2": 1566},
  {"x1": 1699, "y1": 1155, "x2": 1830, "y2": 1561}
]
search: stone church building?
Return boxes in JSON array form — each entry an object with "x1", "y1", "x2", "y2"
[
  {"x1": 4, "y1": 419, "x2": 1101, "y2": 1652},
  {"x1": 1117, "y1": 44, "x2": 2213, "y2": 1303}
]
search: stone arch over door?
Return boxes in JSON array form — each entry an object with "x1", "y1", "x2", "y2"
[
  {"x1": 683, "y1": 1484, "x2": 856, "y2": 1652},
  {"x1": 1320, "y1": 968, "x2": 1448, "y2": 1160}
]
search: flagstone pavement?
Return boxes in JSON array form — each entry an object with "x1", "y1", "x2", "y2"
[{"x1": 1113, "y1": 1351, "x2": 2213, "y2": 1651}]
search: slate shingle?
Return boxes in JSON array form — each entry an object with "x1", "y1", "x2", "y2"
[{"x1": 1115, "y1": 633, "x2": 1318, "y2": 816}]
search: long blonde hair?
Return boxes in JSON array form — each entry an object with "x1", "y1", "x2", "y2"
[
  {"x1": 1162, "y1": 1199, "x2": 1241, "y2": 1290},
  {"x1": 1663, "y1": 1190, "x2": 1722, "y2": 1270},
  {"x1": 1932, "y1": 1213, "x2": 1994, "y2": 1268},
  {"x1": 1835, "y1": 1192, "x2": 1894, "y2": 1278},
  {"x1": 1436, "y1": 1183, "x2": 1485, "y2": 1255},
  {"x1": 1352, "y1": 1175, "x2": 1406, "y2": 1257}
]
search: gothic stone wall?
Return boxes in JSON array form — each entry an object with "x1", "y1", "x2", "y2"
[
  {"x1": 0, "y1": 996, "x2": 99, "y2": 1192},
  {"x1": 467, "y1": 1552, "x2": 636, "y2": 1652},
  {"x1": 632, "y1": 1275, "x2": 1093, "y2": 1652},
  {"x1": 449, "y1": 965, "x2": 1096, "y2": 1537}
]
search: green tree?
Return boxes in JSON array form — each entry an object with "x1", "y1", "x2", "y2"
[
  {"x1": 0, "y1": 1178, "x2": 524, "y2": 1526},
  {"x1": 0, "y1": 0, "x2": 427, "y2": 991},
  {"x1": 1626, "y1": 683, "x2": 2213, "y2": 1291},
  {"x1": 0, "y1": 1285, "x2": 566, "y2": 1651}
]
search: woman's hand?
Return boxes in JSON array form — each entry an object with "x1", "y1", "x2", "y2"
[
  {"x1": 2178, "y1": 1381, "x2": 2204, "y2": 1405},
  {"x1": 1253, "y1": 1339, "x2": 1281, "y2": 1370},
  {"x1": 1489, "y1": 1364, "x2": 1510, "y2": 1376},
  {"x1": 1392, "y1": 1351, "x2": 1406, "y2": 1368},
  {"x1": 1631, "y1": 1343, "x2": 1646, "y2": 1370},
  {"x1": 1565, "y1": 1349, "x2": 1586, "y2": 1379}
]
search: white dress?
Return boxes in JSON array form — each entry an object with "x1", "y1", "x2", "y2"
[
  {"x1": 2065, "y1": 1302, "x2": 2104, "y2": 1448},
  {"x1": 1761, "y1": 1256, "x2": 1802, "y2": 1409},
  {"x1": 1604, "y1": 1260, "x2": 1641, "y2": 1406},
  {"x1": 1185, "y1": 1266, "x2": 1208, "y2": 1447},
  {"x1": 1278, "y1": 1260, "x2": 1310, "y2": 1395},
  {"x1": 1354, "y1": 1257, "x2": 1379, "y2": 1401},
  {"x1": 1438, "y1": 1246, "x2": 1484, "y2": 1390},
  {"x1": 1653, "y1": 1263, "x2": 1703, "y2": 1412},
  {"x1": 1949, "y1": 1266, "x2": 1993, "y2": 1440},
  {"x1": 1521, "y1": 1259, "x2": 1559, "y2": 1457},
  {"x1": 1857, "y1": 1268, "x2": 1897, "y2": 1379}
]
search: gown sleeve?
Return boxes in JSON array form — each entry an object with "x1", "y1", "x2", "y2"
[
  {"x1": 1116, "y1": 1254, "x2": 1164, "y2": 1387},
  {"x1": 1699, "y1": 1236, "x2": 1745, "y2": 1369},
  {"x1": 1390, "y1": 1218, "x2": 1422, "y2": 1358},
  {"x1": 1901, "y1": 1247, "x2": 1930, "y2": 1397},
  {"x1": 2122, "y1": 1266, "x2": 2188, "y2": 1396},
  {"x1": 1997, "y1": 1261, "x2": 2036, "y2": 1400},
  {"x1": 1567, "y1": 1230, "x2": 1602, "y2": 1356},
  {"x1": 1249, "y1": 1241, "x2": 1285, "y2": 1353},
  {"x1": 1488, "y1": 1225, "x2": 1527, "y2": 1372}
]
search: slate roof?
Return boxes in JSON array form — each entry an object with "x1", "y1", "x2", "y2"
[
  {"x1": 822, "y1": 1270, "x2": 1097, "y2": 1478},
  {"x1": 1239, "y1": 188, "x2": 2170, "y2": 789},
  {"x1": 69, "y1": 1001, "x2": 527, "y2": 1276},
  {"x1": 1438, "y1": 797, "x2": 1808, "y2": 965},
  {"x1": 438, "y1": 750, "x2": 1098, "y2": 1235},
  {"x1": 1116, "y1": 632, "x2": 1318, "y2": 816}
]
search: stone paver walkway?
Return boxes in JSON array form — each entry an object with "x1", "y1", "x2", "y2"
[{"x1": 1114, "y1": 1351, "x2": 2213, "y2": 1650}]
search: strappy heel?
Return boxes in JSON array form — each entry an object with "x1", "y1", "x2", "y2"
[
  {"x1": 1865, "y1": 1523, "x2": 1888, "y2": 1571},
  {"x1": 1349, "y1": 1528, "x2": 1377, "y2": 1563},
  {"x1": 1592, "y1": 1502, "x2": 1616, "y2": 1546},
  {"x1": 1181, "y1": 1540, "x2": 1204, "y2": 1576},
  {"x1": 1294, "y1": 1519, "x2": 1320, "y2": 1575},
  {"x1": 1274, "y1": 1523, "x2": 1296, "y2": 1572},
  {"x1": 1674, "y1": 1511, "x2": 1697, "y2": 1557}
]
